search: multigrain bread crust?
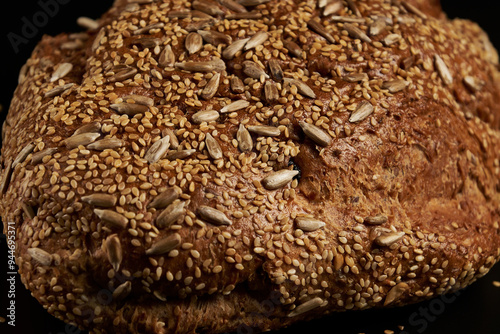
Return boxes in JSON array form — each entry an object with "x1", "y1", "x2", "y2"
[{"x1": 1, "y1": 0, "x2": 500, "y2": 333}]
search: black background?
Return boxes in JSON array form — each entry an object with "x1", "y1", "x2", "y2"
[{"x1": 1, "y1": 1, "x2": 500, "y2": 334}]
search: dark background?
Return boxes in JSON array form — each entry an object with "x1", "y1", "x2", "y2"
[{"x1": 1, "y1": 1, "x2": 500, "y2": 333}]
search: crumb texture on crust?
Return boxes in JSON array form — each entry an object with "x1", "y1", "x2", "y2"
[{"x1": 1, "y1": 0, "x2": 500, "y2": 333}]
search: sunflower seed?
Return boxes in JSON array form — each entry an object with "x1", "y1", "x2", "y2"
[
  {"x1": 299, "y1": 121, "x2": 332, "y2": 147},
  {"x1": 401, "y1": 55, "x2": 416, "y2": 70},
  {"x1": 112, "y1": 281, "x2": 132, "y2": 301},
  {"x1": 384, "y1": 282, "x2": 410, "y2": 306},
  {"x1": 221, "y1": 99, "x2": 249, "y2": 113},
  {"x1": 45, "y1": 83, "x2": 74, "y2": 98},
  {"x1": 0, "y1": 161, "x2": 12, "y2": 195},
  {"x1": 383, "y1": 33, "x2": 401, "y2": 46},
  {"x1": 349, "y1": 100, "x2": 373, "y2": 123},
  {"x1": 146, "y1": 233, "x2": 182, "y2": 255},
  {"x1": 27, "y1": 248, "x2": 52, "y2": 266},
  {"x1": 230, "y1": 76, "x2": 245, "y2": 93},
  {"x1": 193, "y1": 0, "x2": 224, "y2": 16},
  {"x1": 323, "y1": 0, "x2": 343, "y2": 16},
  {"x1": 31, "y1": 148, "x2": 58, "y2": 165},
  {"x1": 218, "y1": 0, "x2": 247, "y2": 13},
  {"x1": 133, "y1": 22, "x2": 165, "y2": 35},
  {"x1": 283, "y1": 40, "x2": 303, "y2": 58},
  {"x1": 222, "y1": 38, "x2": 250, "y2": 60},
  {"x1": 382, "y1": 79, "x2": 408, "y2": 93},
  {"x1": 295, "y1": 217, "x2": 326, "y2": 232},
  {"x1": 364, "y1": 214, "x2": 388, "y2": 225},
  {"x1": 73, "y1": 122, "x2": 101, "y2": 136},
  {"x1": 238, "y1": 0, "x2": 270, "y2": 6},
  {"x1": 401, "y1": 2, "x2": 427, "y2": 19},
  {"x1": 77, "y1": 17, "x2": 99, "y2": 30},
  {"x1": 262, "y1": 169, "x2": 299, "y2": 190},
  {"x1": 108, "y1": 67, "x2": 138, "y2": 82},
  {"x1": 110, "y1": 103, "x2": 149, "y2": 117},
  {"x1": 162, "y1": 128, "x2": 179, "y2": 149},
  {"x1": 343, "y1": 23, "x2": 371, "y2": 43},
  {"x1": 328, "y1": 16, "x2": 365, "y2": 23},
  {"x1": 148, "y1": 187, "x2": 181, "y2": 209},
  {"x1": 264, "y1": 81, "x2": 279, "y2": 102},
  {"x1": 284, "y1": 78, "x2": 316, "y2": 98},
  {"x1": 268, "y1": 59, "x2": 283, "y2": 82},
  {"x1": 237, "y1": 124, "x2": 253, "y2": 152},
  {"x1": 22, "y1": 202, "x2": 36, "y2": 219},
  {"x1": 244, "y1": 31, "x2": 268, "y2": 51},
  {"x1": 165, "y1": 149, "x2": 196, "y2": 160},
  {"x1": 200, "y1": 72, "x2": 221, "y2": 99},
  {"x1": 92, "y1": 27, "x2": 106, "y2": 52},
  {"x1": 317, "y1": 0, "x2": 329, "y2": 8},
  {"x1": 132, "y1": 37, "x2": 161, "y2": 49},
  {"x1": 463, "y1": 76, "x2": 485, "y2": 92},
  {"x1": 123, "y1": 94, "x2": 154, "y2": 107},
  {"x1": 124, "y1": 3, "x2": 140, "y2": 12},
  {"x1": 156, "y1": 201, "x2": 186, "y2": 228},
  {"x1": 369, "y1": 17, "x2": 387, "y2": 36},
  {"x1": 346, "y1": 0, "x2": 361, "y2": 16},
  {"x1": 197, "y1": 30, "x2": 232, "y2": 46},
  {"x1": 434, "y1": 55, "x2": 453, "y2": 85},
  {"x1": 104, "y1": 234, "x2": 122, "y2": 271},
  {"x1": 226, "y1": 12, "x2": 262, "y2": 19},
  {"x1": 190, "y1": 10, "x2": 213, "y2": 20},
  {"x1": 375, "y1": 231, "x2": 405, "y2": 247},
  {"x1": 205, "y1": 133, "x2": 223, "y2": 159},
  {"x1": 197, "y1": 206, "x2": 232, "y2": 226},
  {"x1": 342, "y1": 72, "x2": 368, "y2": 82},
  {"x1": 185, "y1": 32, "x2": 203, "y2": 54},
  {"x1": 307, "y1": 20, "x2": 335, "y2": 44},
  {"x1": 145, "y1": 136, "x2": 170, "y2": 164},
  {"x1": 247, "y1": 125, "x2": 281, "y2": 137},
  {"x1": 13, "y1": 143, "x2": 35, "y2": 168},
  {"x1": 185, "y1": 18, "x2": 216, "y2": 32},
  {"x1": 287, "y1": 297, "x2": 325, "y2": 317},
  {"x1": 94, "y1": 209, "x2": 128, "y2": 229},
  {"x1": 64, "y1": 133, "x2": 100, "y2": 149},
  {"x1": 192, "y1": 110, "x2": 220, "y2": 124},
  {"x1": 167, "y1": 10, "x2": 191, "y2": 19},
  {"x1": 50, "y1": 63, "x2": 73, "y2": 82},
  {"x1": 175, "y1": 58, "x2": 226, "y2": 72},
  {"x1": 82, "y1": 193, "x2": 117, "y2": 207},
  {"x1": 87, "y1": 138, "x2": 124, "y2": 152},
  {"x1": 243, "y1": 61, "x2": 269, "y2": 80},
  {"x1": 159, "y1": 45, "x2": 175, "y2": 67}
]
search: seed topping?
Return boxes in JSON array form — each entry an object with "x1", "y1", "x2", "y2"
[
  {"x1": 146, "y1": 233, "x2": 182, "y2": 256},
  {"x1": 197, "y1": 206, "x2": 232, "y2": 226},
  {"x1": 148, "y1": 187, "x2": 181, "y2": 210},
  {"x1": 287, "y1": 297, "x2": 325, "y2": 317},
  {"x1": 261, "y1": 169, "x2": 299, "y2": 190},
  {"x1": 82, "y1": 193, "x2": 117, "y2": 207},
  {"x1": 295, "y1": 217, "x2": 326, "y2": 232},
  {"x1": 299, "y1": 121, "x2": 332, "y2": 147},
  {"x1": 94, "y1": 209, "x2": 128, "y2": 229},
  {"x1": 27, "y1": 248, "x2": 52, "y2": 266},
  {"x1": 349, "y1": 100, "x2": 374, "y2": 123}
]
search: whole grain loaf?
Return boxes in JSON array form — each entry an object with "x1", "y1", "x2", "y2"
[{"x1": 1, "y1": 0, "x2": 500, "y2": 333}]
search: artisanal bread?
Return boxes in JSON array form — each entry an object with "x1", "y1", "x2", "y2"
[{"x1": 1, "y1": 0, "x2": 500, "y2": 333}]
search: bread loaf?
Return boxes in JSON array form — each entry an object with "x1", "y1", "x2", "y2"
[{"x1": 1, "y1": 0, "x2": 500, "y2": 333}]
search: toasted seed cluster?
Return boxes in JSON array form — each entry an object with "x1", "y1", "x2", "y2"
[{"x1": 1, "y1": 0, "x2": 500, "y2": 333}]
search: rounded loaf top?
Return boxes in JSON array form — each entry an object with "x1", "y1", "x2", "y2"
[{"x1": 1, "y1": 1, "x2": 500, "y2": 333}]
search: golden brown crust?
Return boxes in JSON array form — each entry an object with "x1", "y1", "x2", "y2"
[{"x1": 1, "y1": 0, "x2": 500, "y2": 333}]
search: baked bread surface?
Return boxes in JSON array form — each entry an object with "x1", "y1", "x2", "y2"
[{"x1": 1, "y1": 0, "x2": 500, "y2": 333}]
